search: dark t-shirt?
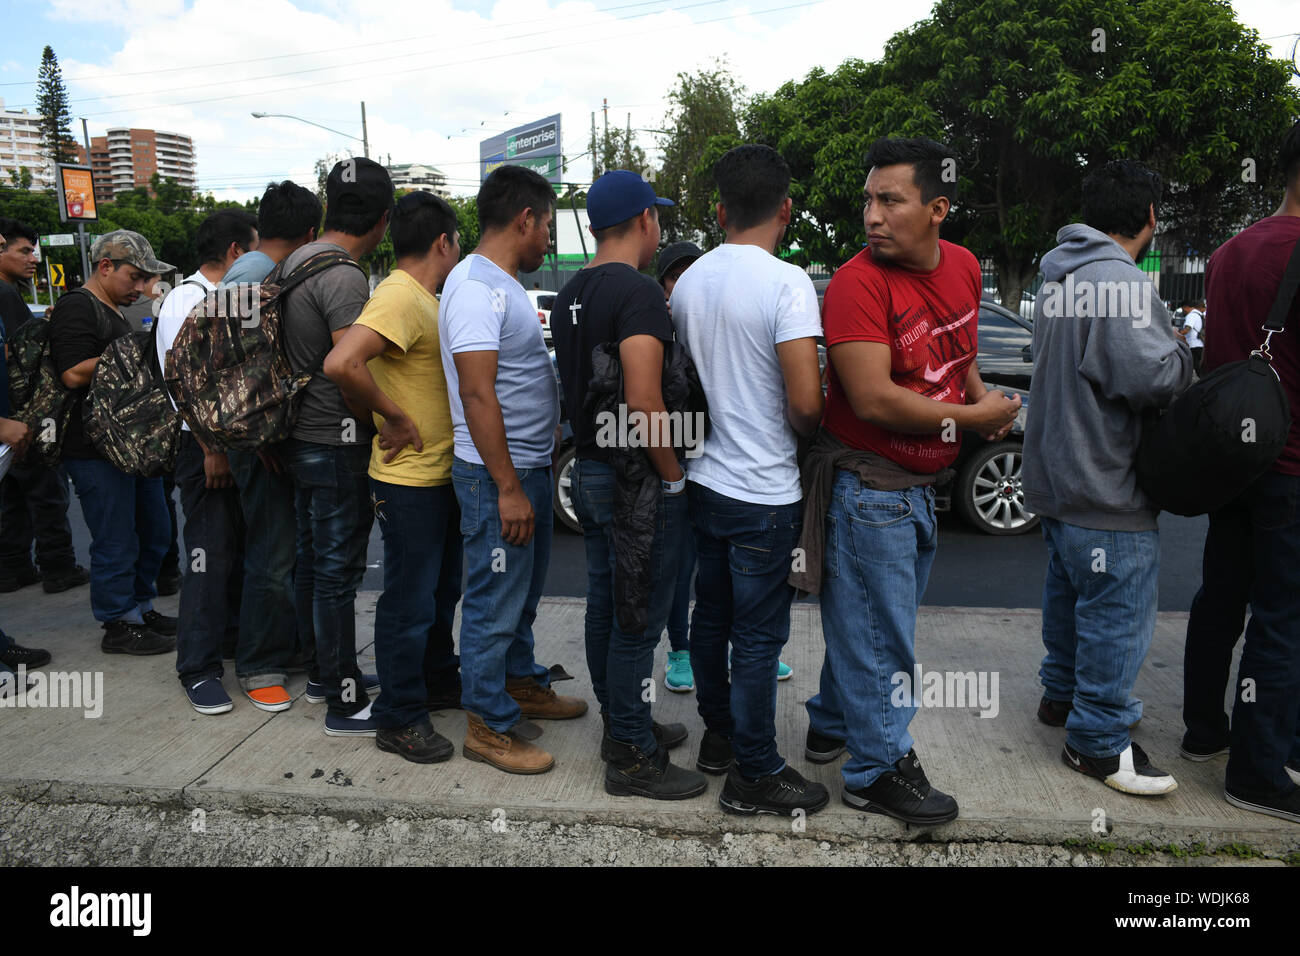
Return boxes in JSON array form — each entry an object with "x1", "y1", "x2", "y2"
[
  {"x1": 49, "y1": 288, "x2": 131, "y2": 460},
  {"x1": 0, "y1": 280, "x2": 32, "y2": 341},
  {"x1": 1205, "y1": 215, "x2": 1300, "y2": 475},
  {"x1": 551, "y1": 263, "x2": 674, "y2": 462}
]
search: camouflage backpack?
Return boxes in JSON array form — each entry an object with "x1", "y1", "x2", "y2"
[
  {"x1": 163, "y1": 250, "x2": 366, "y2": 451},
  {"x1": 6, "y1": 288, "x2": 115, "y2": 466},
  {"x1": 83, "y1": 291, "x2": 189, "y2": 477}
]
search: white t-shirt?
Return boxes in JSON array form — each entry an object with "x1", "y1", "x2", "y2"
[
  {"x1": 439, "y1": 254, "x2": 559, "y2": 469},
  {"x1": 669, "y1": 243, "x2": 823, "y2": 505},
  {"x1": 1183, "y1": 309, "x2": 1204, "y2": 349},
  {"x1": 156, "y1": 270, "x2": 216, "y2": 432}
]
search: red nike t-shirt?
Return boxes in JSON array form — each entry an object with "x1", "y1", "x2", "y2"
[{"x1": 822, "y1": 242, "x2": 981, "y2": 473}]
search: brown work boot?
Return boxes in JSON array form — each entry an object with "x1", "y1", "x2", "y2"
[
  {"x1": 463, "y1": 712, "x2": 554, "y2": 774},
  {"x1": 506, "y1": 676, "x2": 589, "y2": 720}
]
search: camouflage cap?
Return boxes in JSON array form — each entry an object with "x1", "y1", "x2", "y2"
[{"x1": 90, "y1": 229, "x2": 174, "y2": 274}]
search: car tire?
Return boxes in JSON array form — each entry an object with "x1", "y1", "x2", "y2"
[
  {"x1": 552, "y1": 444, "x2": 582, "y2": 534},
  {"x1": 953, "y1": 440, "x2": 1039, "y2": 536}
]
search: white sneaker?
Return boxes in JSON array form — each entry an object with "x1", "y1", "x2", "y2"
[
  {"x1": 1062, "y1": 742, "x2": 1177, "y2": 796},
  {"x1": 1286, "y1": 763, "x2": 1300, "y2": 787}
]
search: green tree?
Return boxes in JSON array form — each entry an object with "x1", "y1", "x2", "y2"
[
  {"x1": 657, "y1": 60, "x2": 746, "y2": 246},
  {"x1": 447, "y1": 195, "x2": 480, "y2": 257},
  {"x1": 35, "y1": 46, "x2": 78, "y2": 167},
  {"x1": 740, "y1": 0, "x2": 1300, "y2": 307},
  {"x1": 589, "y1": 122, "x2": 648, "y2": 183}
]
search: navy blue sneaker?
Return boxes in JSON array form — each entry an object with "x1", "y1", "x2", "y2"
[
  {"x1": 305, "y1": 674, "x2": 380, "y2": 704},
  {"x1": 325, "y1": 710, "x2": 380, "y2": 737},
  {"x1": 185, "y1": 678, "x2": 234, "y2": 715}
]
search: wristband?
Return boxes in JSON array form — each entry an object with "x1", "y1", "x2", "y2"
[{"x1": 662, "y1": 476, "x2": 686, "y2": 495}]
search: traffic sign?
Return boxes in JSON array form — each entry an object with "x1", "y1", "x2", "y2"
[
  {"x1": 42, "y1": 234, "x2": 76, "y2": 247},
  {"x1": 50, "y1": 264, "x2": 65, "y2": 287}
]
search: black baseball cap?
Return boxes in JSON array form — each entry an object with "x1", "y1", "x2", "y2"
[
  {"x1": 656, "y1": 240, "x2": 704, "y2": 281},
  {"x1": 326, "y1": 157, "x2": 393, "y2": 215}
]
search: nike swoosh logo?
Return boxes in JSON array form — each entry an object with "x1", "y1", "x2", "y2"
[{"x1": 1066, "y1": 750, "x2": 1082, "y2": 767}]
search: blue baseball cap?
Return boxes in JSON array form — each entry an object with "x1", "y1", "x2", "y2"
[{"x1": 588, "y1": 170, "x2": 674, "y2": 231}]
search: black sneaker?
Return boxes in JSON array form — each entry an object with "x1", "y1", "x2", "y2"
[
  {"x1": 376, "y1": 718, "x2": 454, "y2": 764},
  {"x1": 1061, "y1": 741, "x2": 1177, "y2": 796},
  {"x1": 1179, "y1": 732, "x2": 1230, "y2": 762},
  {"x1": 141, "y1": 609, "x2": 178, "y2": 637},
  {"x1": 0, "y1": 641, "x2": 51, "y2": 669},
  {"x1": 604, "y1": 740, "x2": 708, "y2": 800},
  {"x1": 600, "y1": 714, "x2": 688, "y2": 761},
  {"x1": 1224, "y1": 784, "x2": 1300, "y2": 824},
  {"x1": 41, "y1": 564, "x2": 89, "y2": 594},
  {"x1": 102, "y1": 621, "x2": 174, "y2": 656},
  {"x1": 1037, "y1": 695, "x2": 1071, "y2": 726},
  {"x1": 719, "y1": 764, "x2": 829, "y2": 816},
  {"x1": 843, "y1": 749, "x2": 959, "y2": 825},
  {"x1": 805, "y1": 727, "x2": 846, "y2": 763},
  {"x1": 0, "y1": 567, "x2": 41, "y2": 593},
  {"x1": 696, "y1": 728, "x2": 734, "y2": 775},
  {"x1": 155, "y1": 569, "x2": 182, "y2": 597}
]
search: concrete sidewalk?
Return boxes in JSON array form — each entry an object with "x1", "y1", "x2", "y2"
[{"x1": 1, "y1": 585, "x2": 1296, "y2": 865}]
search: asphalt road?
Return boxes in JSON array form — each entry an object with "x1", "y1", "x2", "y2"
[{"x1": 59, "y1": 481, "x2": 1207, "y2": 612}]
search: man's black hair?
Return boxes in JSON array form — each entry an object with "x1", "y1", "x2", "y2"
[
  {"x1": 391, "y1": 190, "x2": 458, "y2": 259},
  {"x1": 592, "y1": 204, "x2": 657, "y2": 244},
  {"x1": 258, "y1": 180, "x2": 322, "y2": 241},
  {"x1": 1081, "y1": 160, "x2": 1163, "y2": 238},
  {"x1": 195, "y1": 209, "x2": 258, "y2": 265},
  {"x1": 0, "y1": 217, "x2": 38, "y2": 246},
  {"x1": 1280, "y1": 117, "x2": 1300, "y2": 189},
  {"x1": 712, "y1": 144, "x2": 791, "y2": 232},
  {"x1": 477, "y1": 165, "x2": 555, "y2": 232},
  {"x1": 864, "y1": 136, "x2": 958, "y2": 204}
]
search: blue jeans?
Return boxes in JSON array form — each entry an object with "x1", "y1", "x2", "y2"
[
  {"x1": 63, "y1": 457, "x2": 169, "y2": 624},
  {"x1": 666, "y1": 535, "x2": 696, "y2": 652},
  {"x1": 370, "y1": 478, "x2": 462, "y2": 729},
  {"x1": 452, "y1": 458, "x2": 552, "y2": 733},
  {"x1": 173, "y1": 433, "x2": 245, "y2": 685},
  {"x1": 807, "y1": 476, "x2": 938, "y2": 790},
  {"x1": 283, "y1": 439, "x2": 374, "y2": 717},
  {"x1": 688, "y1": 482, "x2": 802, "y2": 779},
  {"x1": 229, "y1": 447, "x2": 300, "y2": 686},
  {"x1": 572, "y1": 458, "x2": 688, "y2": 751},
  {"x1": 1038, "y1": 516, "x2": 1158, "y2": 759}
]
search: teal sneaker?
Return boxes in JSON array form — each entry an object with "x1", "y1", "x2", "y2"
[
  {"x1": 777, "y1": 660, "x2": 794, "y2": 681},
  {"x1": 665, "y1": 650, "x2": 694, "y2": 692}
]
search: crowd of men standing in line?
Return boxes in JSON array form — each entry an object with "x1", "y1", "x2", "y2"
[{"x1": 0, "y1": 120, "x2": 1298, "y2": 827}]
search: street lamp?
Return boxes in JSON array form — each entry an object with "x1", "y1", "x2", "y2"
[{"x1": 251, "y1": 102, "x2": 370, "y2": 159}]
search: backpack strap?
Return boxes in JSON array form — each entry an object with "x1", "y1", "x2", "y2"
[
  {"x1": 64, "y1": 286, "x2": 119, "y2": 344},
  {"x1": 273, "y1": 250, "x2": 369, "y2": 373},
  {"x1": 1261, "y1": 235, "x2": 1300, "y2": 335}
]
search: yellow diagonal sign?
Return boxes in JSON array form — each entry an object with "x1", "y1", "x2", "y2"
[{"x1": 51, "y1": 263, "x2": 65, "y2": 287}]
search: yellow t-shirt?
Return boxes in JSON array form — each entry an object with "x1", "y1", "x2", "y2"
[{"x1": 355, "y1": 270, "x2": 453, "y2": 487}]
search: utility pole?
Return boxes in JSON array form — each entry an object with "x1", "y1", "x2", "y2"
[
  {"x1": 626, "y1": 113, "x2": 632, "y2": 168},
  {"x1": 602, "y1": 97, "x2": 609, "y2": 155},
  {"x1": 360, "y1": 101, "x2": 370, "y2": 159},
  {"x1": 77, "y1": 117, "x2": 91, "y2": 284},
  {"x1": 590, "y1": 111, "x2": 598, "y2": 178}
]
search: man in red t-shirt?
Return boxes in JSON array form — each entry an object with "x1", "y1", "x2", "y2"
[
  {"x1": 1182, "y1": 119, "x2": 1300, "y2": 825},
  {"x1": 801, "y1": 137, "x2": 1019, "y2": 825}
]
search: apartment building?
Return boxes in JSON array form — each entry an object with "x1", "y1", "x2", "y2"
[{"x1": 0, "y1": 97, "x2": 54, "y2": 189}]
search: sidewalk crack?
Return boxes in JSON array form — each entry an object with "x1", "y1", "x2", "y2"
[{"x1": 181, "y1": 712, "x2": 280, "y2": 797}]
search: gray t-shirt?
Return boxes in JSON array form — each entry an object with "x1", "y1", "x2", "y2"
[
  {"x1": 439, "y1": 254, "x2": 559, "y2": 469},
  {"x1": 280, "y1": 240, "x2": 374, "y2": 446}
]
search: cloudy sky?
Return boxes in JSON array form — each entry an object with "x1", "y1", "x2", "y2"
[{"x1": 2, "y1": 0, "x2": 1297, "y2": 202}]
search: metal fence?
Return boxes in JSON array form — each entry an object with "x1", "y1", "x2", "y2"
[{"x1": 978, "y1": 252, "x2": 1208, "y2": 315}]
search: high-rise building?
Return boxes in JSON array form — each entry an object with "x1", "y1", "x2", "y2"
[
  {"x1": 0, "y1": 97, "x2": 54, "y2": 190},
  {"x1": 387, "y1": 162, "x2": 449, "y2": 198},
  {"x1": 73, "y1": 126, "x2": 196, "y2": 199}
]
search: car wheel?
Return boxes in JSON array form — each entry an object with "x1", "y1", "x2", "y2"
[
  {"x1": 954, "y1": 440, "x2": 1039, "y2": 536},
  {"x1": 552, "y1": 444, "x2": 582, "y2": 534}
]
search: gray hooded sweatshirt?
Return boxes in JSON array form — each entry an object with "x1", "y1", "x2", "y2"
[{"x1": 1022, "y1": 223, "x2": 1193, "y2": 531}]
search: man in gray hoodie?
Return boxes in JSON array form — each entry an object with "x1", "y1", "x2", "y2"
[{"x1": 1023, "y1": 159, "x2": 1192, "y2": 797}]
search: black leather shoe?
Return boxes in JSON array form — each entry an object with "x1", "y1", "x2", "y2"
[
  {"x1": 42, "y1": 565, "x2": 89, "y2": 594},
  {"x1": 843, "y1": 749, "x2": 958, "y2": 825},
  {"x1": 101, "y1": 621, "x2": 174, "y2": 656},
  {"x1": 696, "y1": 728, "x2": 734, "y2": 775},
  {"x1": 600, "y1": 714, "x2": 688, "y2": 760},
  {"x1": 805, "y1": 727, "x2": 846, "y2": 763},
  {"x1": 604, "y1": 739, "x2": 707, "y2": 800},
  {"x1": 0, "y1": 641, "x2": 51, "y2": 669},
  {"x1": 0, "y1": 567, "x2": 41, "y2": 593},
  {"x1": 719, "y1": 764, "x2": 829, "y2": 816},
  {"x1": 142, "y1": 609, "x2": 178, "y2": 637},
  {"x1": 376, "y1": 718, "x2": 454, "y2": 764},
  {"x1": 1037, "y1": 696, "x2": 1071, "y2": 727}
]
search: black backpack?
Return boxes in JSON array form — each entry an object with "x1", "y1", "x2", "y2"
[{"x1": 1135, "y1": 238, "x2": 1300, "y2": 516}]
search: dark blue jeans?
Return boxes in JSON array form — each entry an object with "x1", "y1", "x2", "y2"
[
  {"x1": 0, "y1": 458, "x2": 77, "y2": 575},
  {"x1": 667, "y1": 535, "x2": 696, "y2": 652},
  {"x1": 1187, "y1": 471, "x2": 1300, "y2": 798},
  {"x1": 452, "y1": 458, "x2": 552, "y2": 733},
  {"x1": 572, "y1": 458, "x2": 688, "y2": 751},
  {"x1": 370, "y1": 478, "x2": 463, "y2": 729},
  {"x1": 283, "y1": 439, "x2": 373, "y2": 717},
  {"x1": 688, "y1": 482, "x2": 802, "y2": 779},
  {"x1": 174, "y1": 433, "x2": 245, "y2": 685},
  {"x1": 229, "y1": 447, "x2": 301, "y2": 686},
  {"x1": 63, "y1": 457, "x2": 169, "y2": 624}
]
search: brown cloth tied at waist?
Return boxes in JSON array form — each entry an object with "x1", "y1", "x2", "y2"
[{"x1": 789, "y1": 427, "x2": 953, "y2": 595}]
